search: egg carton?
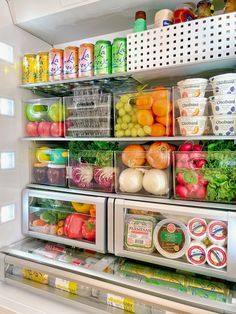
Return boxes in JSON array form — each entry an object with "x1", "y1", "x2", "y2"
[
  {"x1": 66, "y1": 127, "x2": 111, "y2": 137},
  {"x1": 67, "y1": 116, "x2": 110, "y2": 129}
]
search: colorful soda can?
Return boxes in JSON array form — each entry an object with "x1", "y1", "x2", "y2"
[
  {"x1": 112, "y1": 37, "x2": 127, "y2": 73},
  {"x1": 22, "y1": 53, "x2": 36, "y2": 84},
  {"x1": 79, "y1": 43, "x2": 94, "y2": 77},
  {"x1": 49, "y1": 48, "x2": 64, "y2": 81},
  {"x1": 35, "y1": 52, "x2": 49, "y2": 83},
  {"x1": 94, "y1": 40, "x2": 112, "y2": 75},
  {"x1": 64, "y1": 46, "x2": 79, "y2": 80}
]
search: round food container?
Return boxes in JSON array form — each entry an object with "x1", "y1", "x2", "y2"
[
  {"x1": 209, "y1": 94, "x2": 236, "y2": 115},
  {"x1": 177, "y1": 78, "x2": 208, "y2": 98},
  {"x1": 207, "y1": 220, "x2": 227, "y2": 246},
  {"x1": 206, "y1": 245, "x2": 227, "y2": 269},
  {"x1": 209, "y1": 73, "x2": 236, "y2": 96},
  {"x1": 187, "y1": 217, "x2": 207, "y2": 241},
  {"x1": 186, "y1": 241, "x2": 207, "y2": 265},
  {"x1": 153, "y1": 218, "x2": 191, "y2": 259},
  {"x1": 177, "y1": 116, "x2": 208, "y2": 136},
  {"x1": 210, "y1": 115, "x2": 236, "y2": 136},
  {"x1": 177, "y1": 97, "x2": 207, "y2": 117}
]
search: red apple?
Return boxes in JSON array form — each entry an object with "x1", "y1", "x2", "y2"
[
  {"x1": 38, "y1": 121, "x2": 51, "y2": 137},
  {"x1": 26, "y1": 122, "x2": 39, "y2": 137},
  {"x1": 50, "y1": 122, "x2": 65, "y2": 137}
]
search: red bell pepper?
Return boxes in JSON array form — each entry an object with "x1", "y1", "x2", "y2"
[
  {"x1": 64, "y1": 214, "x2": 84, "y2": 239},
  {"x1": 82, "y1": 217, "x2": 96, "y2": 241}
]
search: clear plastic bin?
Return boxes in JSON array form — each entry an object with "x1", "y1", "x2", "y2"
[
  {"x1": 64, "y1": 92, "x2": 112, "y2": 137},
  {"x1": 114, "y1": 88, "x2": 173, "y2": 138},
  {"x1": 31, "y1": 147, "x2": 68, "y2": 187},
  {"x1": 24, "y1": 98, "x2": 65, "y2": 137}
]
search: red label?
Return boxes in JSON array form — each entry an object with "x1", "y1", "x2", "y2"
[{"x1": 167, "y1": 223, "x2": 176, "y2": 233}]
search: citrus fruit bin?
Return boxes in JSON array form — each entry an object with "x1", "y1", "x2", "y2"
[
  {"x1": 25, "y1": 98, "x2": 65, "y2": 137},
  {"x1": 114, "y1": 87, "x2": 173, "y2": 137}
]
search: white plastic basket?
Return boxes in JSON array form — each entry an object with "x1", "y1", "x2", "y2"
[{"x1": 127, "y1": 12, "x2": 236, "y2": 72}]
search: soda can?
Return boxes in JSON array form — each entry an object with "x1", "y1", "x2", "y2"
[
  {"x1": 112, "y1": 38, "x2": 127, "y2": 73},
  {"x1": 94, "y1": 40, "x2": 112, "y2": 75},
  {"x1": 79, "y1": 43, "x2": 94, "y2": 77},
  {"x1": 49, "y1": 48, "x2": 64, "y2": 81},
  {"x1": 64, "y1": 46, "x2": 79, "y2": 80},
  {"x1": 22, "y1": 53, "x2": 36, "y2": 84},
  {"x1": 35, "y1": 52, "x2": 49, "y2": 83}
]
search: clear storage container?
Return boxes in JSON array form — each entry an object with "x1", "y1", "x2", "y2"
[{"x1": 24, "y1": 98, "x2": 65, "y2": 137}]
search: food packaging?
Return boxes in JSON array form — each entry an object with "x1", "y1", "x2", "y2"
[
  {"x1": 209, "y1": 94, "x2": 236, "y2": 115},
  {"x1": 210, "y1": 115, "x2": 236, "y2": 136},
  {"x1": 177, "y1": 78, "x2": 208, "y2": 98},
  {"x1": 206, "y1": 245, "x2": 227, "y2": 269},
  {"x1": 153, "y1": 218, "x2": 191, "y2": 259},
  {"x1": 186, "y1": 241, "x2": 207, "y2": 265},
  {"x1": 207, "y1": 220, "x2": 227, "y2": 246},
  {"x1": 177, "y1": 116, "x2": 209, "y2": 136},
  {"x1": 154, "y1": 9, "x2": 173, "y2": 27},
  {"x1": 125, "y1": 215, "x2": 156, "y2": 254},
  {"x1": 209, "y1": 73, "x2": 236, "y2": 96},
  {"x1": 187, "y1": 218, "x2": 207, "y2": 241},
  {"x1": 173, "y1": 7, "x2": 195, "y2": 23},
  {"x1": 177, "y1": 97, "x2": 208, "y2": 117}
]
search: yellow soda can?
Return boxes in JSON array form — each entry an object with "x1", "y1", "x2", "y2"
[
  {"x1": 22, "y1": 53, "x2": 36, "y2": 84},
  {"x1": 36, "y1": 51, "x2": 49, "y2": 82}
]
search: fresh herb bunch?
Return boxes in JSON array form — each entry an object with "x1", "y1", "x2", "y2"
[{"x1": 68, "y1": 141, "x2": 118, "y2": 167}]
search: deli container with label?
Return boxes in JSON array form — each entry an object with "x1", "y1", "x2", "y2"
[
  {"x1": 25, "y1": 98, "x2": 65, "y2": 137},
  {"x1": 114, "y1": 199, "x2": 236, "y2": 282},
  {"x1": 114, "y1": 88, "x2": 173, "y2": 138},
  {"x1": 115, "y1": 143, "x2": 174, "y2": 198}
]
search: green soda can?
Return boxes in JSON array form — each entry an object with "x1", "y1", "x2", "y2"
[
  {"x1": 112, "y1": 38, "x2": 127, "y2": 73},
  {"x1": 94, "y1": 40, "x2": 112, "y2": 75}
]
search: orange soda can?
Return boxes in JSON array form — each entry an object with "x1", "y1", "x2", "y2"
[
  {"x1": 64, "y1": 46, "x2": 79, "y2": 79},
  {"x1": 49, "y1": 48, "x2": 64, "y2": 81},
  {"x1": 79, "y1": 43, "x2": 94, "y2": 77},
  {"x1": 22, "y1": 53, "x2": 36, "y2": 84},
  {"x1": 35, "y1": 51, "x2": 49, "y2": 83}
]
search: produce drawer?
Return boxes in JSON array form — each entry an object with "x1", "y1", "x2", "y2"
[
  {"x1": 114, "y1": 199, "x2": 236, "y2": 282},
  {"x1": 23, "y1": 189, "x2": 106, "y2": 253}
]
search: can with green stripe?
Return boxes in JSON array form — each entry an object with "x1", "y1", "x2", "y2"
[
  {"x1": 94, "y1": 40, "x2": 112, "y2": 75},
  {"x1": 112, "y1": 37, "x2": 127, "y2": 73}
]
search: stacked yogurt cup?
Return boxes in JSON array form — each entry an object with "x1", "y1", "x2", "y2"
[
  {"x1": 209, "y1": 73, "x2": 236, "y2": 136},
  {"x1": 176, "y1": 78, "x2": 209, "y2": 136}
]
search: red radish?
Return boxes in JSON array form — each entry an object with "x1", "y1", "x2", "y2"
[
  {"x1": 186, "y1": 183, "x2": 199, "y2": 196},
  {"x1": 176, "y1": 160, "x2": 184, "y2": 168},
  {"x1": 196, "y1": 159, "x2": 207, "y2": 169},
  {"x1": 176, "y1": 172, "x2": 185, "y2": 185},
  {"x1": 190, "y1": 151, "x2": 206, "y2": 161},
  {"x1": 185, "y1": 160, "x2": 198, "y2": 170},
  {"x1": 198, "y1": 174, "x2": 208, "y2": 186},
  {"x1": 177, "y1": 153, "x2": 190, "y2": 164},
  {"x1": 193, "y1": 144, "x2": 202, "y2": 151},
  {"x1": 176, "y1": 185, "x2": 188, "y2": 198},
  {"x1": 179, "y1": 142, "x2": 193, "y2": 151},
  {"x1": 196, "y1": 186, "x2": 207, "y2": 199}
]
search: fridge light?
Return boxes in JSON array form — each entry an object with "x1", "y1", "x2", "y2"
[
  {"x1": 0, "y1": 98, "x2": 14, "y2": 116},
  {"x1": 0, "y1": 203, "x2": 15, "y2": 223},
  {"x1": 0, "y1": 42, "x2": 13, "y2": 63},
  {"x1": 0, "y1": 152, "x2": 15, "y2": 169}
]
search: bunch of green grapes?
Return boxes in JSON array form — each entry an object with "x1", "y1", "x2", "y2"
[{"x1": 115, "y1": 94, "x2": 151, "y2": 137}]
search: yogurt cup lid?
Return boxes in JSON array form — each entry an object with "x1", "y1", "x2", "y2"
[
  {"x1": 209, "y1": 94, "x2": 236, "y2": 101},
  {"x1": 177, "y1": 97, "x2": 207, "y2": 103},
  {"x1": 187, "y1": 218, "x2": 207, "y2": 239},
  {"x1": 206, "y1": 245, "x2": 227, "y2": 269},
  {"x1": 177, "y1": 78, "x2": 208, "y2": 87},
  {"x1": 209, "y1": 114, "x2": 236, "y2": 120},
  {"x1": 207, "y1": 220, "x2": 227, "y2": 242},
  {"x1": 186, "y1": 241, "x2": 207, "y2": 265},
  {"x1": 209, "y1": 73, "x2": 236, "y2": 82},
  {"x1": 177, "y1": 116, "x2": 208, "y2": 121}
]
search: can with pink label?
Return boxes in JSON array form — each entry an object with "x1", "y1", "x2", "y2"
[
  {"x1": 79, "y1": 43, "x2": 94, "y2": 77},
  {"x1": 64, "y1": 46, "x2": 79, "y2": 80},
  {"x1": 49, "y1": 48, "x2": 64, "y2": 81}
]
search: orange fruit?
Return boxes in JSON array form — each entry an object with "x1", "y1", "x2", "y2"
[
  {"x1": 152, "y1": 99, "x2": 172, "y2": 117},
  {"x1": 137, "y1": 109, "x2": 154, "y2": 126},
  {"x1": 150, "y1": 123, "x2": 166, "y2": 137},
  {"x1": 136, "y1": 94, "x2": 153, "y2": 110},
  {"x1": 152, "y1": 86, "x2": 169, "y2": 100},
  {"x1": 156, "y1": 113, "x2": 173, "y2": 126}
]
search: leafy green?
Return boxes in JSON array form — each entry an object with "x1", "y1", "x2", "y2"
[
  {"x1": 203, "y1": 140, "x2": 236, "y2": 152},
  {"x1": 37, "y1": 209, "x2": 73, "y2": 225}
]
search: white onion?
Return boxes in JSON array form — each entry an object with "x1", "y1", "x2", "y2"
[
  {"x1": 119, "y1": 168, "x2": 143, "y2": 193},
  {"x1": 143, "y1": 169, "x2": 169, "y2": 195}
]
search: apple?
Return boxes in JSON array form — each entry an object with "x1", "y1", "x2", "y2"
[
  {"x1": 50, "y1": 122, "x2": 65, "y2": 137},
  {"x1": 26, "y1": 103, "x2": 47, "y2": 122},
  {"x1": 26, "y1": 122, "x2": 39, "y2": 137},
  {"x1": 38, "y1": 121, "x2": 51, "y2": 137},
  {"x1": 48, "y1": 102, "x2": 64, "y2": 122}
]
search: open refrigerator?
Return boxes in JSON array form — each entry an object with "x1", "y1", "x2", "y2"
[{"x1": 0, "y1": 0, "x2": 236, "y2": 313}]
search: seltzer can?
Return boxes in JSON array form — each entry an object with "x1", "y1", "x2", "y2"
[
  {"x1": 64, "y1": 46, "x2": 79, "y2": 79},
  {"x1": 112, "y1": 37, "x2": 127, "y2": 73},
  {"x1": 35, "y1": 51, "x2": 49, "y2": 83},
  {"x1": 22, "y1": 53, "x2": 36, "y2": 84},
  {"x1": 94, "y1": 40, "x2": 112, "y2": 75},
  {"x1": 49, "y1": 48, "x2": 64, "y2": 81},
  {"x1": 79, "y1": 43, "x2": 94, "y2": 77}
]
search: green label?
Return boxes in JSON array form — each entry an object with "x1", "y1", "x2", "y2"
[{"x1": 160, "y1": 231, "x2": 183, "y2": 244}]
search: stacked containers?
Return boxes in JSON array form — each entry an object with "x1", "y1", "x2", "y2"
[
  {"x1": 209, "y1": 73, "x2": 236, "y2": 136},
  {"x1": 176, "y1": 78, "x2": 209, "y2": 136}
]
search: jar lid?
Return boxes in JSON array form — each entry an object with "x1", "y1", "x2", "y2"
[
  {"x1": 33, "y1": 163, "x2": 47, "y2": 167},
  {"x1": 135, "y1": 11, "x2": 146, "y2": 20},
  {"x1": 47, "y1": 164, "x2": 66, "y2": 169}
]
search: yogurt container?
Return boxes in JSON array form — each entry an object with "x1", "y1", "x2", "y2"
[
  {"x1": 186, "y1": 241, "x2": 207, "y2": 265},
  {"x1": 187, "y1": 218, "x2": 207, "y2": 241},
  {"x1": 209, "y1": 74, "x2": 236, "y2": 96},
  {"x1": 209, "y1": 94, "x2": 236, "y2": 115},
  {"x1": 206, "y1": 245, "x2": 227, "y2": 269},
  {"x1": 207, "y1": 220, "x2": 227, "y2": 246},
  {"x1": 177, "y1": 116, "x2": 208, "y2": 136},
  {"x1": 210, "y1": 115, "x2": 236, "y2": 136},
  {"x1": 177, "y1": 97, "x2": 207, "y2": 117},
  {"x1": 177, "y1": 78, "x2": 208, "y2": 98}
]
